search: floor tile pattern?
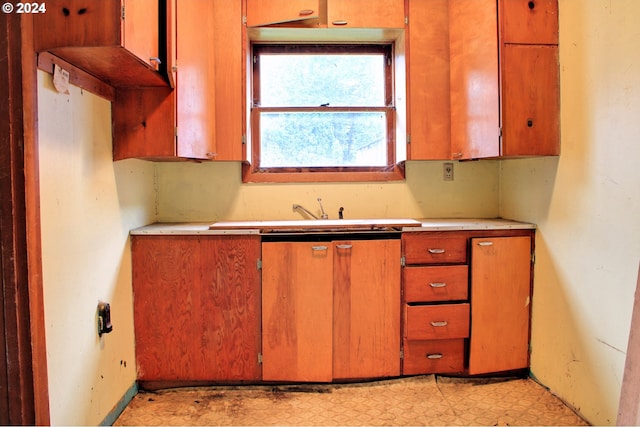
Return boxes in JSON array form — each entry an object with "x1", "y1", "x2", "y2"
[{"x1": 114, "y1": 376, "x2": 588, "y2": 426}]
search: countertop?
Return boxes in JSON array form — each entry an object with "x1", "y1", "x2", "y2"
[{"x1": 130, "y1": 218, "x2": 536, "y2": 235}]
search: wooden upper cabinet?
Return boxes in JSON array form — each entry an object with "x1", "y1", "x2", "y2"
[
  {"x1": 406, "y1": 0, "x2": 451, "y2": 160},
  {"x1": 113, "y1": 0, "x2": 244, "y2": 161},
  {"x1": 246, "y1": 0, "x2": 320, "y2": 26},
  {"x1": 174, "y1": 0, "x2": 243, "y2": 160},
  {"x1": 448, "y1": 0, "x2": 559, "y2": 159},
  {"x1": 33, "y1": 0, "x2": 167, "y2": 87},
  {"x1": 449, "y1": 0, "x2": 500, "y2": 160},
  {"x1": 501, "y1": 45, "x2": 560, "y2": 156},
  {"x1": 327, "y1": 0, "x2": 405, "y2": 28},
  {"x1": 500, "y1": 0, "x2": 559, "y2": 45}
]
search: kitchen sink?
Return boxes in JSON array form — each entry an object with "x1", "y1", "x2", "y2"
[{"x1": 209, "y1": 218, "x2": 421, "y2": 233}]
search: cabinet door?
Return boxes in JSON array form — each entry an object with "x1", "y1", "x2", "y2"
[
  {"x1": 176, "y1": 0, "x2": 243, "y2": 160},
  {"x1": 468, "y1": 236, "x2": 532, "y2": 375},
  {"x1": 132, "y1": 235, "x2": 261, "y2": 382},
  {"x1": 123, "y1": 0, "x2": 160, "y2": 66},
  {"x1": 500, "y1": 0, "x2": 558, "y2": 44},
  {"x1": 327, "y1": 0, "x2": 405, "y2": 28},
  {"x1": 333, "y1": 240, "x2": 401, "y2": 380},
  {"x1": 501, "y1": 45, "x2": 560, "y2": 156},
  {"x1": 262, "y1": 242, "x2": 334, "y2": 382},
  {"x1": 246, "y1": 0, "x2": 320, "y2": 26},
  {"x1": 449, "y1": 0, "x2": 500, "y2": 159},
  {"x1": 407, "y1": 0, "x2": 451, "y2": 160}
]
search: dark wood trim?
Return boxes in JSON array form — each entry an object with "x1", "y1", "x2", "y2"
[
  {"x1": 37, "y1": 51, "x2": 115, "y2": 102},
  {"x1": 22, "y1": 14, "x2": 51, "y2": 425},
  {"x1": 0, "y1": 13, "x2": 50, "y2": 425}
]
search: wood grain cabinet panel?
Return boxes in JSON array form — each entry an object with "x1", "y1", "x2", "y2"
[
  {"x1": 261, "y1": 242, "x2": 334, "y2": 382},
  {"x1": 327, "y1": 0, "x2": 405, "y2": 28},
  {"x1": 403, "y1": 339, "x2": 465, "y2": 375},
  {"x1": 246, "y1": 0, "x2": 320, "y2": 26},
  {"x1": 403, "y1": 234, "x2": 467, "y2": 265},
  {"x1": 500, "y1": 0, "x2": 559, "y2": 44},
  {"x1": 405, "y1": 303, "x2": 470, "y2": 340},
  {"x1": 404, "y1": 265, "x2": 468, "y2": 303},
  {"x1": 501, "y1": 44, "x2": 560, "y2": 156},
  {"x1": 132, "y1": 235, "x2": 262, "y2": 383},
  {"x1": 468, "y1": 236, "x2": 532, "y2": 374},
  {"x1": 406, "y1": 0, "x2": 451, "y2": 160},
  {"x1": 333, "y1": 239, "x2": 401, "y2": 380}
]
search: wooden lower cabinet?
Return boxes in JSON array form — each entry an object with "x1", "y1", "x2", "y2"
[
  {"x1": 261, "y1": 241, "x2": 334, "y2": 382},
  {"x1": 261, "y1": 238, "x2": 401, "y2": 382},
  {"x1": 131, "y1": 235, "x2": 262, "y2": 383},
  {"x1": 402, "y1": 230, "x2": 534, "y2": 376},
  {"x1": 468, "y1": 236, "x2": 532, "y2": 374},
  {"x1": 332, "y1": 239, "x2": 401, "y2": 380}
]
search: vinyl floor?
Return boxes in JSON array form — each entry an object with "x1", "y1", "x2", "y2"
[{"x1": 114, "y1": 375, "x2": 589, "y2": 426}]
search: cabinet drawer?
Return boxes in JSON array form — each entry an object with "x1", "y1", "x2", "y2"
[
  {"x1": 500, "y1": 0, "x2": 558, "y2": 44},
  {"x1": 403, "y1": 339, "x2": 465, "y2": 375},
  {"x1": 405, "y1": 304, "x2": 469, "y2": 340},
  {"x1": 404, "y1": 266, "x2": 468, "y2": 303},
  {"x1": 403, "y1": 234, "x2": 467, "y2": 265}
]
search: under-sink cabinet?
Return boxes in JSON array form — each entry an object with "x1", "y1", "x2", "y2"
[{"x1": 261, "y1": 237, "x2": 401, "y2": 382}]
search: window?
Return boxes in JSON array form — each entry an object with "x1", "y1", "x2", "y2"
[{"x1": 244, "y1": 44, "x2": 404, "y2": 182}]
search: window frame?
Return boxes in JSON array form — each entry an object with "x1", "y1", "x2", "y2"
[{"x1": 243, "y1": 43, "x2": 405, "y2": 183}]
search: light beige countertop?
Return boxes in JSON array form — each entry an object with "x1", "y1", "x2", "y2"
[
  {"x1": 407, "y1": 218, "x2": 536, "y2": 231},
  {"x1": 131, "y1": 218, "x2": 535, "y2": 235}
]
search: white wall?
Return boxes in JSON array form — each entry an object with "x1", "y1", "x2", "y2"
[
  {"x1": 500, "y1": 1, "x2": 640, "y2": 424},
  {"x1": 37, "y1": 71, "x2": 156, "y2": 425},
  {"x1": 156, "y1": 160, "x2": 500, "y2": 221}
]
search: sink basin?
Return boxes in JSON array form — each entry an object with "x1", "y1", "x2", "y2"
[{"x1": 209, "y1": 218, "x2": 421, "y2": 233}]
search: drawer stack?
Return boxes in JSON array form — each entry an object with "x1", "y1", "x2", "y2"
[{"x1": 401, "y1": 234, "x2": 469, "y2": 374}]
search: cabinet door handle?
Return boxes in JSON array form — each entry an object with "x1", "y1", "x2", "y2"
[
  {"x1": 430, "y1": 321, "x2": 448, "y2": 327},
  {"x1": 426, "y1": 353, "x2": 443, "y2": 359},
  {"x1": 331, "y1": 20, "x2": 348, "y2": 26},
  {"x1": 336, "y1": 244, "x2": 352, "y2": 249},
  {"x1": 477, "y1": 241, "x2": 493, "y2": 246},
  {"x1": 299, "y1": 9, "x2": 314, "y2": 16},
  {"x1": 428, "y1": 248, "x2": 445, "y2": 254},
  {"x1": 312, "y1": 245, "x2": 328, "y2": 251},
  {"x1": 429, "y1": 282, "x2": 447, "y2": 288}
]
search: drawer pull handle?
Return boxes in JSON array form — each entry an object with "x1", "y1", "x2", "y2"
[
  {"x1": 428, "y1": 248, "x2": 445, "y2": 254},
  {"x1": 430, "y1": 321, "x2": 448, "y2": 327},
  {"x1": 312, "y1": 245, "x2": 328, "y2": 251},
  {"x1": 331, "y1": 20, "x2": 348, "y2": 26},
  {"x1": 478, "y1": 241, "x2": 493, "y2": 246},
  {"x1": 336, "y1": 244, "x2": 353, "y2": 249},
  {"x1": 426, "y1": 353, "x2": 443, "y2": 359},
  {"x1": 429, "y1": 282, "x2": 447, "y2": 288},
  {"x1": 299, "y1": 9, "x2": 314, "y2": 16}
]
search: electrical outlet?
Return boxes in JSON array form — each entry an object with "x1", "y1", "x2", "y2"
[{"x1": 443, "y1": 163, "x2": 454, "y2": 181}]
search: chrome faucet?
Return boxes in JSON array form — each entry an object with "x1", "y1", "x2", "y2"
[
  {"x1": 292, "y1": 203, "x2": 319, "y2": 220},
  {"x1": 293, "y1": 198, "x2": 329, "y2": 220}
]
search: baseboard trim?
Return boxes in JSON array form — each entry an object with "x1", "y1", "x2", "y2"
[{"x1": 100, "y1": 382, "x2": 138, "y2": 426}]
